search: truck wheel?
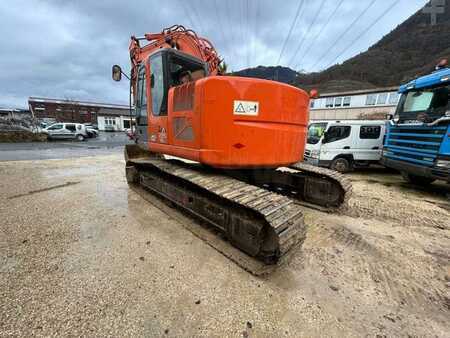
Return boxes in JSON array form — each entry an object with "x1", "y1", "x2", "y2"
[
  {"x1": 401, "y1": 172, "x2": 435, "y2": 185},
  {"x1": 76, "y1": 134, "x2": 85, "y2": 141},
  {"x1": 331, "y1": 157, "x2": 351, "y2": 173}
]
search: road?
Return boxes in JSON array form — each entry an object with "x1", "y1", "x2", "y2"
[
  {"x1": 0, "y1": 132, "x2": 132, "y2": 161},
  {"x1": 0, "y1": 154, "x2": 449, "y2": 336}
]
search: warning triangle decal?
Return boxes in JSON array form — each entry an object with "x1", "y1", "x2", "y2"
[{"x1": 235, "y1": 103, "x2": 246, "y2": 113}]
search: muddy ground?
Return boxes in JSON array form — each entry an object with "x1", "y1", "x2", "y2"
[{"x1": 0, "y1": 155, "x2": 449, "y2": 337}]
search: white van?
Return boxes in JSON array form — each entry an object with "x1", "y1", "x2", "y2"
[
  {"x1": 43, "y1": 123, "x2": 89, "y2": 141},
  {"x1": 304, "y1": 120, "x2": 386, "y2": 172}
]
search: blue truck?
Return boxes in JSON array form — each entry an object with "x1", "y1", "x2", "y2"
[{"x1": 381, "y1": 61, "x2": 450, "y2": 185}]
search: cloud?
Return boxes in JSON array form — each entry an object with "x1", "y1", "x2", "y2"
[{"x1": 0, "y1": 0, "x2": 428, "y2": 108}]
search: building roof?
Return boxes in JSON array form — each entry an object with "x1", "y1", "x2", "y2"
[
  {"x1": 28, "y1": 97, "x2": 129, "y2": 110},
  {"x1": 318, "y1": 86, "x2": 399, "y2": 98},
  {"x1": 98, "y1": 107, "x2": 132, "y2": 117}
]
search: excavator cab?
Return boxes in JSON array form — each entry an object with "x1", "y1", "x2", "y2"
[{"x1": 133, "y1": 49, "x2": 207, "y2": 145}]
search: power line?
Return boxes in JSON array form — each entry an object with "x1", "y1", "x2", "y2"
[
  {"x1": 324, "y1": 0, "x2": 399, "y2": 68},
  {"x1": 252, "y1": 1, "x2": 260, "y2": 68},
  {"x1": 276, "y1": 0, "x2": 305, "y2": 65},
  {"x1": 224, "y1": 0, "x2": 235, "y2": 67},
  {"x1": 287, "y1": 0, "x2": 327, "y2": 69},
  {"x1": 295, "y1": 0, "x2": 346, "y2": 70},
  {"x1": 177, "y1": 0, "x2": 196, "y2": 30},
  {"x1": 239, "y1": 0, "x2": 246, "y2": 70},
  {"x1": 185, "y1": 0, "x2": 204, "y2": 33},
  {"x1": 246, "y1": 0, "x2": 250, "y2": 69},
  {"x1": 309, "y1": 0, "x2": 377, "y2": 70},
  {"x1": 213, "y1": 0, "x2": 229, "y2": 61}
]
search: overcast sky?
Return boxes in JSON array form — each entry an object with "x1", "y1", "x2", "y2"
[{"x1": 0, "y1": 0, "x2": 430, "y2": 108}]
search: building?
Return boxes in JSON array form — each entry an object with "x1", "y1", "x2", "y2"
[
  {"x1": 0, "y1": 108, "x2": 32, "y2": 119},
  {"x1": 28, "y1": 97, "x2": 131, "y2": 131},
  {"x1": 309, "y1": 87, "x2": 400, "y2": 121}
]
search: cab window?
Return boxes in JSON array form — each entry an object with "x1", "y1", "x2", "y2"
[
  {"x1": 324, "y1": 126, "x2": 351, "y2": 143},
  {"x1": 360, "y1": 126, "x2": 381, "y2": 139},
  {"x1": 150, "y1": 54, "x2": 166, "y2": 116},
  {"x1": 168, "y1": 54, "x2": 206, "y2": 87},
  {"x1": 65, "y1": 124, "x2": 76, "y2": 132},
  {"x1": 136, "y1": 65, "x2": 147, "y2": 117},
  {"x1": 47, "y1": 124, "x2": 63, "y2": 130}
]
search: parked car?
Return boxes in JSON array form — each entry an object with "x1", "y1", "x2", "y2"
[
  {"x1": 124, "y1": 126, "x2": 136, "y2": 140},
  {"x1": 304, "y1": 120, "x2": 387, "y2": 172},
  {"x1": 83, "y1": 123, "x2": 98, "y2": 130},
  {"x1": 85, "y1": 126, "x2": 99, "y2": 138},
  {"x1": 43, "y1": 123, "x2": 88, "y2": 141}
]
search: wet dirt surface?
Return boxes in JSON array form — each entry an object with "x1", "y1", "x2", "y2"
[
  {"x1": 0, "y1": 132, "x2": 131, "y2": 161},
  {"x1": 0, "y1": 156, "x2": 449, "y2": 337}
]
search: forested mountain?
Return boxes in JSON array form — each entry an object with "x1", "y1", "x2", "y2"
[{"x1": 234, "y1": 2, "x2": 450, "y2": 93}]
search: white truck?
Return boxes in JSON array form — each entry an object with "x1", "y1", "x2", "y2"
[{"x1": 304, "y1": 120, "x2": 386, "y2": 172}]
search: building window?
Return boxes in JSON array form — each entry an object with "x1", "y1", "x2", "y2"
[
  {"x1": 388, "y1": 93, "x2": 399, "y2": 105},
  {"x1": 377, "y1": 93, "x2": 388, "y2": 105},
  {"x1": 325, "y1": 97, "x2": 334, "y2": 108},
  {"x1": 343, "y1": 96, "x2": 351, "y2": 107},
  {"x1": 365, "y1": 94, "x2": 377, "y2": 106},
  {"x1": 105, "y1": 117, "x2": 116, "y2": 125},
  {"x1": 334, "y1": 97, "x2": 342, "y2": 107},
  {"x1": 360, "y1": 126, "x2": 381, "y2": 139}
]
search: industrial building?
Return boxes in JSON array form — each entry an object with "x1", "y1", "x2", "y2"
[
  {"x1": 309, "y1": 87, "x2": 400, "y2": 120},
  {"x1": 28, "y1": 97, "x2": 131, "y2": 131},
  {"x1": 0, "y1": 108, "x2": 32, "y2": 119}
]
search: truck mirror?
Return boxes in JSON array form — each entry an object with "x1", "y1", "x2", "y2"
[
  {"x1": 309, "y1": 89, "x2": 319, "y2": 99},
  {"x1": 112, "y1": 65, "x2": 122, "y2": 82}
]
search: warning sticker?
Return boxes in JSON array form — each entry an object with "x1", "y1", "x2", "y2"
[{"x1": 233, "y1": 100, "x2": 259, "y2": 116}]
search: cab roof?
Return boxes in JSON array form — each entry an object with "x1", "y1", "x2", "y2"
[{"x1": 399, "y1": 67, "x2": 450, "y2": 93}]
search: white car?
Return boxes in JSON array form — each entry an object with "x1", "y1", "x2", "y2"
[
  {"x1": 304, "y1": 120, "x2": 387, "y2": 172},
  {"x1": 44, "y1": 123, "x2": 89, "y2": 141}
]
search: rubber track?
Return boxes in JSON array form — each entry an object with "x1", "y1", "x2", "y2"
[
  {"x1": 131, "y1": 158, "x2": 307, "y2": 259},
  {"x1": 290, "y1": 161, "x2": 353, "y2": 212}
]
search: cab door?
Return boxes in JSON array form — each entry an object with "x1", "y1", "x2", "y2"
[
  {"x1": 321, "y1": 125, "x2": 352, "y2": 159},
  {"x1": 135, "y1": 65, "x2": 148, "y2": 144},
  {"x1": 147, "y1": 52, "x2": 169, "y2": 147}
]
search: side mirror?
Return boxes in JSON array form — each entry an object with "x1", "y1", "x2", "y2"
[
  {"x1": 112, "y1": 65, "x2": 122, "y2": 82},
  {"x1": 309, "y1": 89, "x2": 319, "y2": 99}
]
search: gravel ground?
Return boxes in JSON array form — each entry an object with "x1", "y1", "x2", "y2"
[{"x1": 0, "y1": 155, "x2": 449, "y2": 337}]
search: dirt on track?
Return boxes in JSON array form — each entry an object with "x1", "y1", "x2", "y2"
[{"x1": 0, "y1": 157, "x2": 449, "y2": 337}]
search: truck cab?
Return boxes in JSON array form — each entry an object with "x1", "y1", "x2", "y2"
[
  {"x1": 381, "y1": 62, "x2": 450, "y2": 185},
  {"x1": 304, "y1": 120, "x2": 386, "y2": 172}
]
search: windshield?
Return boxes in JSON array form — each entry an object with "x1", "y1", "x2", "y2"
[
  {"x1": 396, "y1": 85, "x2": 449, "y2": 123},
  {"x1": 307, "y1": 123, "x2": 327, "y2": 144}
]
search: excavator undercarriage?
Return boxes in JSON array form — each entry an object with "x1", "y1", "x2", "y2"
[{"x1": 125, "y1": 144, "x2": 352, "y2": 273}]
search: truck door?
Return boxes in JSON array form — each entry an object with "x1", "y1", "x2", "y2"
[
  {"x1": 321, "y1": 125, "x2": 352, "y2": 160},
  {"x1": 356, "y1": 124, "x2": 384, "y2": 161}
]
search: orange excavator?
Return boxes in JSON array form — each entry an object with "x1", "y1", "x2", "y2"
[{"x1": 113, "y1": 25, "x2": 351, "y2": 271}]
